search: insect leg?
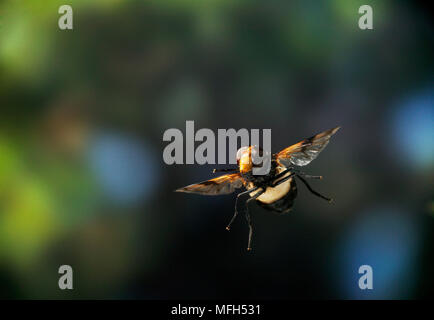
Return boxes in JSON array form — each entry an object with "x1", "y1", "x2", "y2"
[
  {"x1": 271, "y1": 172, "x2": 296, "y2": 187},
  {"x1": 294, "y1": 171, "x2": 322, "y2": 179},
  {"x1": 272, "y1": 168, "x2": 292, "y2": 180},
  {"x1": 226, "y1": 187, "x2": 259, "y2": 231},
  {"x1": 245, "y1": 190, "x2": 265, "y2": 251},
  {"x1": 296, "y1": 175, "x2": 333, "y2": 203},
  {"x1": 212, "y1": 168, "x2": 237, "y2": 173},
  {"x1": 246, "y1": 211, "x2": 253, "y2": 251},
  {"x1": 301, "y1": 174, "x2": 322, "y2": 179}
]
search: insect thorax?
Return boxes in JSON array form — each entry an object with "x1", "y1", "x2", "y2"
[{"x1": 241, "y1": 159, "x2": 279, "y2": 189}]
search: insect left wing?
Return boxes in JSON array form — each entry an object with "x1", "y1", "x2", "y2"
[
  {"x1": 175, "y1": 173, "x2": 244, "y2": 195},
  {"x1": 276, "y1": 126, "x2": 340, "y2": 167}
]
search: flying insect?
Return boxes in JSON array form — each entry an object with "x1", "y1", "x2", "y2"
[{"x1": 175, "y1": 127, "x2": 340, "y2": 251}]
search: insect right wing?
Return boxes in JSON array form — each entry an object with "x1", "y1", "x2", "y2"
[
  {"x1": 276, "y1": 126, "x2": 340, "y2": 167},
  {"x1": 175, "y1": 173, "x2": 245, "y2": 195}
]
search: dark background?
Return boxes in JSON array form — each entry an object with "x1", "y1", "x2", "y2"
[{"x1": 0, "y1": 0, "x2": 433, "y2": 299}]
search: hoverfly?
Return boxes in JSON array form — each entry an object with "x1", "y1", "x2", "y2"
[{"x1": 176, "y1": 127, "x2": 340, "y2": 251}]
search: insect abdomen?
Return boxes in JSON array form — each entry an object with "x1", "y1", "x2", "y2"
[{"x1": 256, "y1": 179, "x2": 298, "y2": 214}]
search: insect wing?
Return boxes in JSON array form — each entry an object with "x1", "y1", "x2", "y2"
[
  {"x1": 175, "y1": 173, "x2": 244, "y2": 195},
  {"x1": 276, "y1": 127, "x2": 340, "y2": 167}
]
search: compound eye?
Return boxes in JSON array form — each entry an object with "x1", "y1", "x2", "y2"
[{"x1": 236, "y1": 146, "x2": 249, "y2": 161}]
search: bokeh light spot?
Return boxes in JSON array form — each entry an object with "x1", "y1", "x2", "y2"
[
  {"x1": 335, "y1": 206, "x2": 421, "y2": 299},
  {"x1": 391, "y1": 89, "x2": 434, "y2": 170},
  {"x1": 88, "y1": 132, "x2": 159, "y2": 207}
]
